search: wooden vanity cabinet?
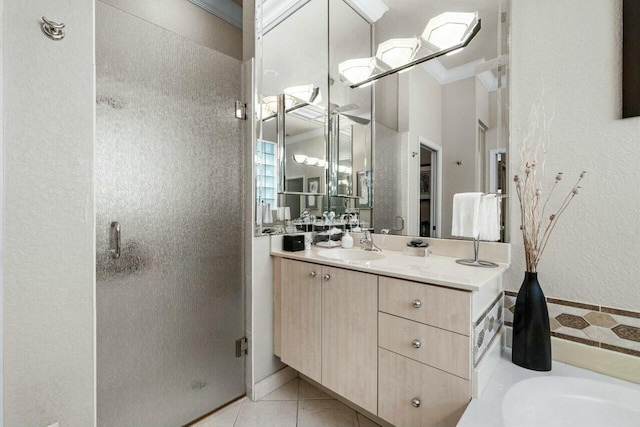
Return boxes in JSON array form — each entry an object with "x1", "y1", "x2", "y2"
[
  {"x1": 278, "y1": 258, "x2": 378, "y2": 414},
  {"x1": 279, "y1": 258, "x2": 322, "y2": 383},
  {"x1": 275, "y1": 257, "x2": 473, "y2": 426}
]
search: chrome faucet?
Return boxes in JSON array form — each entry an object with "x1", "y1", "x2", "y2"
[{"x1": 360, "y1": 230, "x2": 381, "y2": 252}]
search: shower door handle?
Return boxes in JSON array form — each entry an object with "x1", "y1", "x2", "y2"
[{"x1": 110, "y1": 221, "x2": 121, "y2": 259}]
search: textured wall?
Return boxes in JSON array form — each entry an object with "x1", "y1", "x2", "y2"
[
  {"x1": 508, "y1": 0, "x2": 640, "y2": 310},
  {"x1": 96, "y1": 3, "x2": 244, "y2": 425},
  {"x1": 3, "y1": 1, "x2": 95, "y2": 426},
  {"x1": 99, "y1": 0, "x2": 242, "y2": 60}
]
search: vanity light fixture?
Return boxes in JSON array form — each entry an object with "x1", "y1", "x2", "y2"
[
  {"x1": 376, "y1": 38, "x2": 421, "y2": 69},
  {"x1": 292, "y1": 154, "x2": 327, "y2": 168},
  {"x1": 348, "y1": 12, "x2": 480, "y2": 89},
  {"x1": 338, "y1": 57, "x2": 377, "y2": 85},
  {"x1": 422, "y1": 12, "x2": 478, "y2": 53},
  {"x1": 283, "y1": 85, "x2": 321, "y2": 104},
  {"x1": 261, "y1": 95, "x2": 279, "y2": 119}
]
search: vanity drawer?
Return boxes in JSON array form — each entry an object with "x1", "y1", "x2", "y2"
[
  {"x1": 378, "y1": 312, "x2": 470, "y2": 379},
  {"x1": 378, "y1": 348, "x2": 470, "y2": 427},
  {"x1": 379, "y1": 276, "x2": 470, "y2": 335}
]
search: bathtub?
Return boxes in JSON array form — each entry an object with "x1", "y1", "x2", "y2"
[{"x1": 457, "y1": 349, "x2": 640, "y2": 427}]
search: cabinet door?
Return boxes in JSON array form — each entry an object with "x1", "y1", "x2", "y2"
[
  {"x1": 280, "y1": 259, "x2": 322, "y2": 382},
  {"x1": 378, "y1": 348, "x2": 470, "y2": 427},
  {"x1": 322, "y1": 266, "x2": 378, "y2": 414}
]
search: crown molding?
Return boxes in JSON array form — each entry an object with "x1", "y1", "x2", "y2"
[
  {"x1": 187, "y1": 0, "x2": 243, "y2": 29},
  {"x1": 421, "y1": 58, "x2": 500, "y2": 92}
]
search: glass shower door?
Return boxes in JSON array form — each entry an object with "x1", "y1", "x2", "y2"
[{"x1": 95, "y1": 4, "x2": 245, "y2": 426}]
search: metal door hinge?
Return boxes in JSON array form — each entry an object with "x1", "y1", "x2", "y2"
[
  {"x1": 235, "y1": 337, "x2": 248, "y2": 357},
  {"x1": 235, "y1": 100, "x2": 247, "y2": 120}
]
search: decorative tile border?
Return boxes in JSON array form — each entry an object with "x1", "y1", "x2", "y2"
[
  {"x1": 503, "y1": 294, "x2": 640, "y2": 358},
  {"x1": 473, "y1": 293, "x2": 503, "y2": 367}
]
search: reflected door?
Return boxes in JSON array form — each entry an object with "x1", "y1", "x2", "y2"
[{"x1": 95, "y1": 4, "x2": 245, "y2": 426}]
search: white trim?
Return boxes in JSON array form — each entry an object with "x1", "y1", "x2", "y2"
[
  {"x1": 187, "y1": 0, "x2": 243, "y2": 29},
  {"x1": 343, "y1": 0, "x2": 389, "y2": 23},
  {"x1": 421, "y1": 58, "x2": 499, "y2": 92},
  {"x1": 253, "y1": 366, "x2": 298, "y2": 401},
  {"x1": 260, "y1": 0, "x2": 310, "y2": 34},
  {"x1": 418, "y1": 137, "x2": 442, "y2": 238}
]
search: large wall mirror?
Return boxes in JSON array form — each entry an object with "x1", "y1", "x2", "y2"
[{"x1": 255, "y1": 0, "x2": 509, "y2": 241}]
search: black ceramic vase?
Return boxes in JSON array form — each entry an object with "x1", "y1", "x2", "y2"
[{"x1": 512, "y1": 272, "x2": 552, "y2": 371}]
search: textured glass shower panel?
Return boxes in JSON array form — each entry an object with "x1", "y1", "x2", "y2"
[
  {"x1": 373, "y1": 123, "x2": 403, "y2": 229},
  {"x1": 96, "y1": 4, "x2": 244, "y2": 426}
]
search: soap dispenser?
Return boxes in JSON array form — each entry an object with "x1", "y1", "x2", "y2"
[{"x1": 341, "y1": 230, "x2": 354, "y2": 249}]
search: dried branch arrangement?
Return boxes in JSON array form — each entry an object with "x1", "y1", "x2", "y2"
[{"x1": 514, "y1": 99, "x2": 586, "y2": 272}]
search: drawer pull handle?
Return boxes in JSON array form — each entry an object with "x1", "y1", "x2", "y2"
[
  {"x1": 323, "y1": 274, "x2": 331, "y2": 281},
  {"x1": 309, "y1": 271, "x2": 317, "y2": 278},
  {"x1": 412, "y1": 299, "x2": 422, "y2": 308},
  {"x1": 411, "y1": 398, "x2": 421, "y2": 408},
  {"x1": 412, "y1": 339, "x2": 422, "y2": 349}
]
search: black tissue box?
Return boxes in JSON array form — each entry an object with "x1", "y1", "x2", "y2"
[{"x1": 283, "y1": 234, "x2": 305, "y2": 252}]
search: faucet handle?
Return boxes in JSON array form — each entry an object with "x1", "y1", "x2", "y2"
[{"x1": 381, "y1": 228, "x2": 390, "y2": 235}]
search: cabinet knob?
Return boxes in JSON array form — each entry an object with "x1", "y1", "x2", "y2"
[
  {"x1": 411, "y1": 398, "x2": 421, "y2": 408},
  {"x1": 309, "y1": 271, "x2": 317, "y2": 278},
  {"x1": 411, "y1": 339, "x2": 422, "y2": 349},
  {"x1": 323, "y1": 274, "x2": 331, "y2": 281},
  {"x1": 412, "y1": 299, "x2": 422, "y2": 308}
]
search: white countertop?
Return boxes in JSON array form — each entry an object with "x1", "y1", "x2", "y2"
[{"x1": 270, "y1": 245, "x2": 508, "y2": 292}]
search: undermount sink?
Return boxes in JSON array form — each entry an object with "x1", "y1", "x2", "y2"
[{"x1": 317, "y1": 248, "x2": 385, "y2": 262}]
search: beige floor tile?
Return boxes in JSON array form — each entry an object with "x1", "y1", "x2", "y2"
[
  {"x1": 262, "y1": 378, "x2": 300, "y2": 401},
  {"x1": 298, "y1": 380, "x2": 334, "y2": 400},
  {"x1": 297, "y1": 399, "x2": 358, "y2": 427},
  {"x1": 193, "y1": 398, "x2": 245, "y2": 427},
  {"x1": 356, "y1": 413, "x2": 381, "y2": 427},
  {"x1": 234, "y1": 400, "x2": 298, "y2": 427}
]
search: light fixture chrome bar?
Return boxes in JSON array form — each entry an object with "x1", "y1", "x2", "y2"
[{"x1": 349, "y1": 19, "x2": 482, "y2": 89}]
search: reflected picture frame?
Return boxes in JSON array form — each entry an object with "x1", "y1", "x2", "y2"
[
  {"x1": 356, "y1": 171, "x2": 371, "y2": 208},
  {"x1": 307, "y1": 177, "x2": 320, "y2": 208}
]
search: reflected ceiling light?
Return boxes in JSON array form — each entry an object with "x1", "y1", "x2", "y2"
[
  {"x1": 283, "y1": 85, "x2": 321, "y2": 104},
  {"x1": 376, "y1": 38, "x2": 420, "y2": 69},
  {"x1": 339, "y1": 57, "x2": 377, "y2": 85},
  {"x1": 422, "y1": 12, "x2": 478, "y2": 53},
  {"x1": 261, "y1": 95, "x2": 278, "y2": 118},
  {"x1": 292, "y1": 154, "x2": 307, "y2": 163},
  {"x1": 293, "y1": 154, "x2": 326, "y2": 168}
]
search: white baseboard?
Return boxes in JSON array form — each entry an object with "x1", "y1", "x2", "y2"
[
  {"x1": 252, "y1": 366, "x2": 298, "y2": 401},
  {"x1": 504, "y1": 326, "x2": 640, "y2": 384}
]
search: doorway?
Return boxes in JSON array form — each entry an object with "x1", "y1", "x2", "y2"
[{"x1": 418, "y1": 141, "x2": 441, "y2": 238}]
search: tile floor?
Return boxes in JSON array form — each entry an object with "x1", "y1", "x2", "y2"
[{"x1": 194, "y1": 378, "x2": 382, "y2": 427}]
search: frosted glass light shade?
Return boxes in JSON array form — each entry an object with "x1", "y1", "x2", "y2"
[
  {"x1": 422, "y1": 12, "x2": 477, "y2": 51},
  {"x1": 376, "y1": 38, "x2": 420, "y2": 69},
  {"x1": 338, "y1": 57, "x2": 377, "y2": 84},
  {"x1": 283, "y1": 84, "x2": 321, "y2": 104}
]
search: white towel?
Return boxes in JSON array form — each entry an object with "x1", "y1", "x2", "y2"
[
  {"x1": 451, "y1": 192, "x2": 482, "y2": 238},
  {"x1": 478, "y1": 194, "x2": 501, "y2": 241},
  {"x1": 256, "y1": 202, "x2": 263, "y2": 226},
  {"x1": 262, "y1": 203, "x2": 273, "y2": 224}
]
